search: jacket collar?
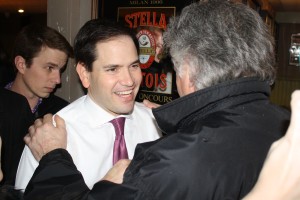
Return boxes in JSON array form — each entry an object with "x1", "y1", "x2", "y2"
[{"x1": 152, "y1": 77, "x2": 271, "y2": 134}]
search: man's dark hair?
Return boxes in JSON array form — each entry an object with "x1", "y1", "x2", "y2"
[
  {"x1": 74, "y1": 19, "x2": 139, "y2": 72},
  {"x1": 12, "y1": 24, "x2": 73, "y2": 68}
]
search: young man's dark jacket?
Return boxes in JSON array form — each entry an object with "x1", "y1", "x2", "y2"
[
  {"x1": 24, "y1": 77, "x2": 290, "y2": 200},
  {"x1": 33, "y1": 94, "x2": 69, "y2": 119},
  {"x1": 0, "y1": 89, "x2": 68, "y2": 185},
  {"x1": 0, "y1": 89, "x2": 33, "y2": 185}
]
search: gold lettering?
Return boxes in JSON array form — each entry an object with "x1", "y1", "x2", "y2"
[
  {"x1": 139, "y1": 47, "x2": 155, "y2": 55},
  {"x1": 138, "y1": 93, "x2": 173, "y2": 103}
]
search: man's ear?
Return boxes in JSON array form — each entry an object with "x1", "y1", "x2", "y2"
[
  {"x1": 188, "y1": 77, "x2": 196, "y2": 93},
  {"x1": 185, "y1": 64, "x2": 196, "y2": 93},
  {"x1": 76, "y1": 62, "x2": 90, "y2": 89},
  {"x1": 14, "y1": 56, "x2": 27, "y2": 74}
]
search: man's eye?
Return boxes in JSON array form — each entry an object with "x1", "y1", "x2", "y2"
[
  {"x1": 131, "y1": 64, "x2": 140, "y2": 68},
  {"x1": 47, "y1": 66, "x2": 54, "y2": 71},
  {"x1": 107, "y1": 68, "x2": 117, "y2": 72}
]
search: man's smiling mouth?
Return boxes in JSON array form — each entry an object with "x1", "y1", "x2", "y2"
[{"x1": 115, "y1": 90, "x2": 133, "y2": 95}]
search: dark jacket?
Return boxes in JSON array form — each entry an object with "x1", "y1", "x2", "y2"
[
  {"x1": 25, "y1": 77, "x2": 290, "y2": 200},
  {"x1": 0, "y1": 89, "x2": 33, "y2": 185},
  {"x1": 33, "y1": 94, "x2": 69, "y2": 119},
  {"x1": 0, "y1": 89, "x2": 68, "y2": 186}
]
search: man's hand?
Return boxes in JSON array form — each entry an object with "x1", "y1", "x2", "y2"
[
  {"x1": 101, "y1": 159, "x2": 131, "y2": 184},
  {"x1": 143, "y1": 99, "x2": 161, "y2": 109},
  {"x1": 24, "y1": 114, "x2": 67, "y2": 161},
  {"x1": 244, "y1": 90, "x2": 300, "y2": 200}
]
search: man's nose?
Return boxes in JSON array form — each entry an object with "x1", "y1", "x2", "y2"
[
  {"x1": 52, "y1": 70, "x2": 61, "y2": 84},
  {"x1": 120, "y1": 69, "x2": 135, "y2": 86}
]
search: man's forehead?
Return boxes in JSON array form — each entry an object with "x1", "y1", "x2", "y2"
[
  {"x1": 33, "y1": 46, "x2": 68, "y2": 66},
  {"x1": 94, "y1": 37, "x2": 137, "y2": 57},
  {"x1": 37, "y1": 46, "x2": 68, "y2": 56},
  {"x1": 94, "y1": 37, "x2": 139, "y2": 66},
  {"x1": 95, "y1": 35, "x2": 134, "y2": 48}
]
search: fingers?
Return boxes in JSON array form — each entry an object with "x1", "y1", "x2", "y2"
[
  {"x1": 102, "y1": 159, "x2": 131, "y2": 184},
  {"x1": 43, "y1": 114, "x2": 54, "y2": 124},
  {"x1": 24, "y1": 133, "x2": 31, "y2": 145},
  {"x1": 54, "y1": 115, "x2": 66, "y2": 129},
  {"x1": 33, "y1": 118, "x2": 43, "y2": 128},
  {"x1": 143, "y1": 99, "x2": 150, "y2": 108},
  {"x1": 26, "y1": 118, "x2": 43, "y2": 143},
  {"x1": 25, "y1": 121, "x2": 40, "y2": 146},
  {"x1": 115, "y1": 159, "x2": 131, "y2": 167},
  {"x1": 24, "y1": 132, "x2": 44, "y2": 161},
  {"x1": 290, "y1": 90, "x2": 300, "y2": 128},
  {"x1": 286, "y1": 90, "x2": 300, "y2": 142},
  {"x1": 28, "y1": 114, "x2": 53, "y2": 136}
]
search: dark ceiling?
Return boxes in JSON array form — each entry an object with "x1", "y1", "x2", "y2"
[{"x1": 0, "y1": 0, "x2": 299, "y2": 14}]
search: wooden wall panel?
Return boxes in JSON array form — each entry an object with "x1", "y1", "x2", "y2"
[{"x1": 276, "y1": 23, "x2": 300, "y2": 80}]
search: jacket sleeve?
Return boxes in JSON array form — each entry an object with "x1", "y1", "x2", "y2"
[
  {"x1": 24, "y1": 149, "x2": 144, "y2": 200},
  {"x1": 24, "y1": 149, "x2": 90, "y2": 200}
]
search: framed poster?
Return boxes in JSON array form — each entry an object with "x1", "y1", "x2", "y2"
[{"x1": 117, "y1": 7, "x2": 178, "y2": 104}]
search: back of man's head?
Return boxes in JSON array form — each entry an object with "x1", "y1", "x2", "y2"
[
  {"x1": 73, "y1": 19, "x2": 139, "y2": 72},
  {"x1": 164, "y1": 0, "x2": 275, "y2": 90},
  {"x1": 12, "y1": 24, "x2": 73, "y2": 70}
]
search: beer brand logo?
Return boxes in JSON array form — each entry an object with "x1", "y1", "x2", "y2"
[{"x1": 136, "y1": 29, "x2": 156, "y2": 69}]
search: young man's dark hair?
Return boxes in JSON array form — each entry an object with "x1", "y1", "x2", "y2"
[{"x1": 12, "y1": 24, "x2": 73, "y2": 69}]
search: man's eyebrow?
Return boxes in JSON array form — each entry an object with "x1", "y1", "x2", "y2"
[
  {"x1": 46, "y1": 62, "x2": 65, "y2": 69},
  {"x1": 102, "y1": 64, "x2": 119, "y2": 69},
  {"x1": 124, "y1": 59, "x2": 140, "y2": 67},
  {"x1": 131, "y1": 59, "x2": 140, "y2": 65},
  {"x1": 46, "y1": 62, "x2": 59, "y2": 67},
  {"x1": 102, "y1": 59, "x2": 140, "y2": 69}
]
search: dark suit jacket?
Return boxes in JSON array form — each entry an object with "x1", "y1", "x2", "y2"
[
  {"x1": 0, "y1": 88, "x2": 34, "y2": 185},
  {"x1": 33, "y1": 94, "x2": 69, "y2": 119},
  {"x1": 0, "y1": 89, "x2": 69, "y2": 185}
]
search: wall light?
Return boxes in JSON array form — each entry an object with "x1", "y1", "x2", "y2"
[
  {"x1": 289, "y1": 34, "x2": 300, "y2": 66},
  {"x1": 18, "y1": 9, "x2": 24, "y2": 13}
]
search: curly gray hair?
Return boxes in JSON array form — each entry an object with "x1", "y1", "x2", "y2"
[{"x1": 164, "y1": 0, "x2": 275, "y2": 90}]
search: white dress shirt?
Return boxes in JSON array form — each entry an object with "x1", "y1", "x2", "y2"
[{"x1": 15, "y1": 95, "x2": 161, "y2": 189}]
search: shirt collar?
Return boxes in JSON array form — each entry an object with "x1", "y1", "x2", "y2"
[{"x1": 84, "y1": 94, "x2": 133, "y2": 127}]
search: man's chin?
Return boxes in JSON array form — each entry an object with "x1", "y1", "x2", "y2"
[
  {"x1": 116, "y1": 104, "x2": 135, "y2": 115},
  {"x1": 39, "y1": 93, "x2": 50, "y2": 98}
]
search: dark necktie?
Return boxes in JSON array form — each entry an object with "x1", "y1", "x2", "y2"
[{"x1": 110, "y1": 117, "x2": 128, "y2": 165}]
